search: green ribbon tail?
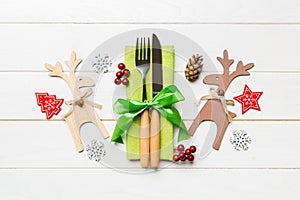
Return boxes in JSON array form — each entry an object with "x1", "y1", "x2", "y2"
[
  {"x1": 111, "y1": 115, "x2": 133, "y2": 144},
  {"x1": 111, "y1": 102, "x2": 147, "y2": 143},
  {"x1": 177, "y1": 122, "x2": 190, "y2": 142},
  {"x1": 156, "y1": 106, "x2": 190, "y2": 142}
]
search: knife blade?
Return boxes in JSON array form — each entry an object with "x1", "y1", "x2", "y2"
[
  {"x1": 150, "y1": 34, "x2": 163, "y2": 168},
  {"x1": 152, "y1": 34, "x2": 163, "y2": 97}
]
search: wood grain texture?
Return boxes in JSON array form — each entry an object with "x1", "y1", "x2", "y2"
[
  {"x1": 150, "y1": 108, "x2": 160, "y2": 168},
  {"x1": 0, "y1": 169, "x2": 299, "y2": 200},
  {"x1": 0, "y1": 24, "x2": 299, "y2": 71},
  {"x1": 0, "y1": 121, "x2": 299, "y2": 169},
  {"x1": 0, "y1": 0, "x2": 299, "y2": 199},
  {"x1": 140, "y1": 110, "x2": 150, "y2": 168},
  {"x1": 0, "y1": 0, "x2": 299, "y2": 23}
]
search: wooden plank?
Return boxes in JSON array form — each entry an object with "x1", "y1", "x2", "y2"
[
  {"x1": 0, "y1": 72, "x2": 297, "y2": 120},
  {"x1": 0, "y1": 169, "x2": 299, "y2": 200},
  {"x1": 0, "y1": 0, "x2": 299, "y2": 23},
  {"x1": 0, "y1": 1, "x2": 298, "y2": 198},
  {"x1": 0, "y1": 24, "x2": 299, "y2": 71},
  {"x1": 0, "y1": 121, "x2": 299, "y2": 168}
]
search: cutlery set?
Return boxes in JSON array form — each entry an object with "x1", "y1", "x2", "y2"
[{"x1": 136, "y1": 34, "x2": 163, "y2": 168}]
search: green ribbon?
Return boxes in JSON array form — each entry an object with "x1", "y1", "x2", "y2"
[{"x1": 111, "y1": 85, "x2": 190, "y2": 144}]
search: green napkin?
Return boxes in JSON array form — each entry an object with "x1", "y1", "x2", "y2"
[{"x1": 125, "y1": 45, "x2": 174, "y2": 160}]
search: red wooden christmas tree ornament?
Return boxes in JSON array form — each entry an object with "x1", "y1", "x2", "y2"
[{"x1": 35, "y1": 92, "x2": 64, "y2": 119}]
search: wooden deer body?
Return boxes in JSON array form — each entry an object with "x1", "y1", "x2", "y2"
[
  {"x1": 45, "y1": 52, "x2": 109, "y2": 152},
  {"x1": 188, "y1": 50, "x2": 254, "y2": 150}
]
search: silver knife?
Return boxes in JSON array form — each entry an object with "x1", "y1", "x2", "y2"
[
  {"x1": 150, "y1": 34, "x2": 163, "y2": 168},
  {"x1": 152, "y1": 34, "x2": 163, "y2": 97}
]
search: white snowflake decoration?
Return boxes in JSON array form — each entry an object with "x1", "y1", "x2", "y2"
[
  {"x1": 86, "y1": 140, "x2": 106, "y2": 162},
  {"x1": 92, "y1": 54, "x2": 112, "y2": 74},
  {"x1": 230, "y1": 130, "x2": 251, "y2": 151},
  {"x1": 44, "y1": 98, "x2": 56, "y2": 111}
]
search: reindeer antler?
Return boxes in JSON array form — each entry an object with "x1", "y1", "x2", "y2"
[
  {"x1": 45, "y1": 62, "x2": 67, "y2": 79},
  {"x1": 210, "y1": 49, "x2": 254, "y2": 92},
  {"x1": 217, "y1": 49, "x2": 254, "y2": 83},
  {"x1": 217, "y1": 50, "x2": 234, "y2": 75},
  {"x1": 65, "y1": 51, "x2": 82, "y2": 77},
  {"x1": 229, "y1": 61, "x2": 254, "y2": 80},
  {"x1": 45, "y1": 51, "x2": 82, "y2": 91}
]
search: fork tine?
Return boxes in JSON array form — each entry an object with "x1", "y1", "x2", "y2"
[
  {"x1": 143, "y1": 37, "x2": 146, "y2": 61},
  {"x1": 135, "y1": 36, "x2": 151, "y2": 65},
  {"x1": 140, "y1": 38, "x2": 143, "y2": 60},
  {"x1": 147, "y1": 37, "x2": 150, "y2": 61},
  {"x1": 136, "y1": 38, "x2": 139, "y2": 60}
]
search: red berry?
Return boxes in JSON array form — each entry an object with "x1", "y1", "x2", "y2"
[
  {"x1": 118, "y1": 63, "x2": 125, "y2": 70},
  {"x1": 116, "y1": 71, "x2": 123, "y2": 78},
  {"x1": 187, "y1": 154, "x2": 194, "y2": 162},
  {"x1": 123, "y1": 69, "x2": 130, "y2": 77},
  {"x1": 177, "y1": 144, "x2": 185, "y2": 152},
  {"x1": 180, "y1": 155, "x2": 187, "y2": 161},
  {"x1": 114, "y1": 78, "x2": 121, "y2": 85},
  {"x1": 190, "y1": 145, "x2": 197, "y2": 153},
  {"x1": 179, "y1": 152, "x2": 185, "y2": 160},
  {"x1": 122, "y1": 78, "x2": 129, "y2": 86},
  {"x1": 185, "y1": 148, "x2": 191, "y2": 155},
  {"x1": 173, "y1": 154, "x2": 180, "y2": 162}
]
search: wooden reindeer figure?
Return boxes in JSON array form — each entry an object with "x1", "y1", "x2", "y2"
[
  {"x1": 45, "y1": 51, "x2": 109, "y2": 152},
  {"x1": 188, "y1": 50, "x2": 254, "y2": 150}
]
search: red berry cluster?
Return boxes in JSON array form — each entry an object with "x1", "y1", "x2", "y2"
[
  {"x1": 173, "y1": 144, "x2": 197, "y2": 162},
  {"x1": 114, "y1": 63, "x2": 130, "y2": 86}
]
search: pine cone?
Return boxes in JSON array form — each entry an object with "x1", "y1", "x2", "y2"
[{"x1": 185, "y1": 54, "x2": 203, "y2": 82}]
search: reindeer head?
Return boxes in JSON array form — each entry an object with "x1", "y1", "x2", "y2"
[
  {"x1": 77, "y1": 76, "x2": 95, "y2": 89},
  {"x1": 203, "y1": 74, "x2": 227, "y2": 92},
  {"x1": 203, "y1": 50, "x2": 254, "y2": 93},
  {"x1": 45, "y1": 52, "x2": 98, "y2": 97}
]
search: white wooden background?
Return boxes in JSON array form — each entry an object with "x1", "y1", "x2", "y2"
[{"x1": 0, "y1": 0, "x2": 300, "y2": 199}]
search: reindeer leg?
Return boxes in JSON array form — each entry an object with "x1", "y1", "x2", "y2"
[
  {"x1": 213, "y1": 119, "x2": 230, "y2": 150},
  {"x1": 188, "y1": 111, "x2": 203, "y2": 136},
  {"x1": 94, "y1": 114, "x2": 110, "y2": 139},
  {"x1": 63, "y1": 115, "x2": 84, "y2": 152},
  {"x1": 188, "y1": 102, "x2": 212, "y2": 135}
]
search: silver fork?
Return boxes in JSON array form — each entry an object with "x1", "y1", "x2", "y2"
[
  {"x1": 135, "y1": 37, "x2": 150, "y2": 168},
  {"x1": 136, "y1": 37, "x2": 150, "y2": 101}
]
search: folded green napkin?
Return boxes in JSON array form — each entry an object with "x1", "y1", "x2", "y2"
[{"x1": 125, "y1": 45, "x2": 174, "y2": 160}]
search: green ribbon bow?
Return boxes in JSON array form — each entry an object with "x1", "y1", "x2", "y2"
[{"x1": 111, "y1": 85, "x2": 190, "y2": 144}]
